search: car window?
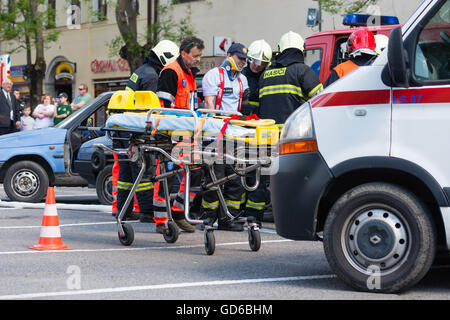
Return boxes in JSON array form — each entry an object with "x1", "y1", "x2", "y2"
[
  {"x1": 304, "y1": 48, "x2": 323, "y2": 77},
  {"x1": 414, "y1": 0, "x2": 450, "y2": 81}
]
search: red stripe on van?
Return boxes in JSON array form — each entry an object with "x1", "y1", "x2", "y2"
[
  {"x1": 392, "y1": 87, "x2": 450, "y2": 104},
  {"x1": 311, "y1": 90, "x2": 391, "y2": 108}
]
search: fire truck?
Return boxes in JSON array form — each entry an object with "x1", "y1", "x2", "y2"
[{"x1": 303, "y1": 14, "x2": 401, "y2": 83}]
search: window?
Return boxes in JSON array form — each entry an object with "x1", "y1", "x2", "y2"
[
  {"x1": 47, "y1": 0, "x2": 56, "y2": 28},
  {"x1": 92, "y1": 0, "x2": 108, "y2": 22},
  {"x1": 304, "y1": 48, "x2": 323, "y2": 78},
  {"x1": 414, "y1": 0, "x2": 450, "y2": 81}
]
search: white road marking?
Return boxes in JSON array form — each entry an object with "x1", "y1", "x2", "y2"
[
  {"x1": 0, "y1": 274, "x2": 336, "y2": 300},
  {"x1": 0, "y1": 239, "x2": 292, "y2": 255}
]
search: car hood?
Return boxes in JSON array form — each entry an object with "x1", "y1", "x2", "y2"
[{"x1": 0, "y1": 127, "x2": 67, "y2": 149}]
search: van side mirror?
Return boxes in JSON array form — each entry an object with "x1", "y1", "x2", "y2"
[{"x1": 387, "y1": 26, "x2": 410, "y2": 88}]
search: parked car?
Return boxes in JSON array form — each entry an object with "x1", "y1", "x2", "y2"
[
  {"x1": 74, "y1": 135, "x2": 114, "y2": 205},
  {"x1": 0, "y1": 91, "x2": 114, "y2": 203}
]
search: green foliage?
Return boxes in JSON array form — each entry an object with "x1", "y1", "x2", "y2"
[
  {"x1": 320, "y1": 0, "x2": 379, "y2": 15},
  {"x1": 109, "y1": 1, "x2": 197, "y2": 64},
  {"x1": 0, "y1": 0, "x2": 60, "y2": 54}
]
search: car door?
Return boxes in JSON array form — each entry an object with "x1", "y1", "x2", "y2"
[{"x1": 391, "y1": 0, "x2": 450, "y2": 188}]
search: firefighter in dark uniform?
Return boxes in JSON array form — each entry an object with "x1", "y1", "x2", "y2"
[
  {"x1": 324, "y1": 28, "x2": 377, "y2": 88},
  {"x1": 240, "y1": 39, "x2": 273, "y2": 227},
  {"x1": 115, "y1": 40, "x2": 179, "y2": 223},
  {"x1": 258, "y1": 31, "x2": 323, "y2": 125}
]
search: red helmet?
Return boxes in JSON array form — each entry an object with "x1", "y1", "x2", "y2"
[{"x1": 347, "y1": 28, "x2": 376, "y2": 56}]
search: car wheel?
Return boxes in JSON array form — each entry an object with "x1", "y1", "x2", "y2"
[
  {"x1": 323, "y1": 182, "x2": 436, "y2": 293},
  {"x1": 4, "y1": 160, "x2": 49, "y2": 203},
  {"x1": 96, "y1": 164, "x2": 113, "y2": 205}
]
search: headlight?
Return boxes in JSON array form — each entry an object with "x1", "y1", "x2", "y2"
[
  {"x1": 280, "y1": 102, "x2": 315, "y2": 141},
  {"x1": 279, "y1": 102, "x2": 318, "y2": 155}
]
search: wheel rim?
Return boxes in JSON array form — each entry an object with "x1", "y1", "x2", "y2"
[
  {"x1": 342, "y1": 206, "x2": 410, "y2": 276},
  {"x1": 104, "y1": 175, "x2": 113, "y2": 202},
  {"x1": 12, "y1": 169, "x2": 40, "y2": 196}
]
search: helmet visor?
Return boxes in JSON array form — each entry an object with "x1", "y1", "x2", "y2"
[{"x1": 248, "y1": 57, "x2": 269, "y2": 68}]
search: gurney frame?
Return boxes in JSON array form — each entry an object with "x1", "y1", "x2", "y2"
[{"x1": 95, "y1": 107, "x2": 274, "y2": 255}]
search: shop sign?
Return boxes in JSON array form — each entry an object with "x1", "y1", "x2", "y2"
[{"x1": 90, "y1": 58, "x2": 130, "y2": 73}]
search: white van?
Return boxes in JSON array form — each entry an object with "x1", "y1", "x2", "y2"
[{"x1": 273, "y1": 0, "x2": 450, "y2": 293}]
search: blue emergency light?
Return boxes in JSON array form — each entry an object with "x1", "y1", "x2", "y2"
[{"x1": 343, "y1": 14, "x2": 399, "y2": 26}]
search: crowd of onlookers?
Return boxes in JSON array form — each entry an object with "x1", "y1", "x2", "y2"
[{"x1": 12, "y1": 83, "x2": 92, "y2": 132}]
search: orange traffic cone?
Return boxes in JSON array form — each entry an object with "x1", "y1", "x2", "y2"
[{"x1": 29, "y1": 187, "x2": 71, "y2": 251}]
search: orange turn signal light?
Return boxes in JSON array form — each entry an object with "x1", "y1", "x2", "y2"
[{"x1": 279, "y1": 139, "x2": 318, "y2": 155}]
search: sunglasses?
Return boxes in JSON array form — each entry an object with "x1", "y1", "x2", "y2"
[{"x1": 78, "y1": 87, "x2": 85, "y2": 90}]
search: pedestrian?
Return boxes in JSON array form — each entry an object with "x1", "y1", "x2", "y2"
[
  {"x1": 114, "y1": 40, "x2": 180, "y2": 225},
  {"x1": 240, "y1": 39, "x2": 273, "y2": 227},
  {"x1": 53, "y1": 92, "x2": 72, "y2": 126},
  {"x1": 13, "y1": 89, "x2": 25, "y2": 115},
  {"x1": 258, "y1": 31, "x2": 323, "y2": 125},
  {"x1": 71, "y1": 83, "x2": 92, "y2": 111},
  {"x1": 323, "y1": 28, "x2": 377, "y2": 88},
  {"x1": 19, "y1": 104, "x2": 34, "y2": 131},
  {"x1": 33, "y1": 94, "x2": 55, "y2": 129},
  {"x1": 199, "y1": 43, "x2": 251, "y2": 232},
  {"x1": 154, "y1": 36, "x2": 205, "y2": 233},
  {"x1": 241, "y1": 39, "x2": 273, "y2": 115},
  {"x1": 0, "y1": 79, "x2": 21, "y2": 135}
]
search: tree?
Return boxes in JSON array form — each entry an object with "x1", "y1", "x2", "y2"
[
  {"x1": 320, "y1": 0, "x2": 380, "y2": 15},
  {"x1": 0, "y1": 0, "x2": 59, "y2": 108},
  {"x1": 112, "y1": 0, "x2": 197, "y2": 73}
]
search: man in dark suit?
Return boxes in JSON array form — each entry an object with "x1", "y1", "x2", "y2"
[{"x1": 0, "y1": 79, "x2": 20, "y2": 135}]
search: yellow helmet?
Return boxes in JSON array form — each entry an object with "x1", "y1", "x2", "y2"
[
  {"x1": 247, "y1": 39, "x2": 272, "y2": 66},
  {"x1": 278, "y1": 31, "x2": 305, "y2": 53},
  {"x1": 152, "y1": 40, "x2": 179, "y2": 66}
]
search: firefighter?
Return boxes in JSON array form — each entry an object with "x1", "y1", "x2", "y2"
[
  {"x1": 200, "y1": 43, "x2": 250, "y2": 232},
  {"x1": 240, "y1": 39, "x2": 273, "y2": 227},
  {"x1": 324, "y1": 28, "x2": 377, "y2": 88},
  {"x1": 126, "y1": 40, "x2": 179, "y2": 91},
  {"x1": 154, "y1": 36, "x2": 205, "y2": 233},
  {"x1": 114, "y1": 40, "x2": 179, "y2": 224},
  {"x1": 258, "y1": 31, "x2": 323, "y2": 125},
  {"x1": 241, "y1": 39, "x2": 272, "y2": 115}
]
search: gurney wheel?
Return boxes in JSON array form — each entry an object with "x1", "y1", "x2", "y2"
[
  {"x1": 248, "y1": 227, "x2": 261, "y2": 252},
  {"x1": 204, "y1": 230, "x2": 215, "y2": 255},
  {"x1": 118, "y1": 223, "x2": 134, "y2": 246},
  {"x1": 163, "y1": 221, "x2": 179, "y2": 243}
]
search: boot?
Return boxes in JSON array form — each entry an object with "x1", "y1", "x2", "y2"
[
  {"x1": 174, "y1": 219, "x2": 196, "y2": 233},
  {"x1": 139, "y1": 212, "x2": 155, "y2": 223},
  {"x1": 217, "y1": 217, "x2": 244, "y2": 232}
]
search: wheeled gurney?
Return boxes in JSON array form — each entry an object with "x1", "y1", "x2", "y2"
[{"x1": 94, "y1": 91, "x2": 279, "y2": 255}]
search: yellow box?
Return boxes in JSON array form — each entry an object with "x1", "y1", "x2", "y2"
[
  {"x1": 249, "y1": 125, "x2": 279, "y2": 146},
  {"x1": 107, "y1": 90, "x2": 161, "y2": 114}
]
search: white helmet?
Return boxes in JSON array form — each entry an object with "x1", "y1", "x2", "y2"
[
  {"x1": 278, "y1": 31, "x2": 305, "y2": 53},
  {"x1": 152, "y1": 40, "x2": 179, "y2": 66},
  {"x1": 247, "y1": 39, "x2": 272, "y2": 66},
  {"x1": 374, "y1": 34, "x2": 389, "y2": 55}
]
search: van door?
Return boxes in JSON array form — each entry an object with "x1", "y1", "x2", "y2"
[{"x1": 391, "y1": 0, "x2": 450, "y2": 188}]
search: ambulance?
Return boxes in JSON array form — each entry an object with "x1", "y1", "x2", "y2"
[{"x1": 273, "y1": 0, "x2": 450, "y2": 293}]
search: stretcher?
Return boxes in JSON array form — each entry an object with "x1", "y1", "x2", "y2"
[{"x1": 94, "y1": 91, "x2": 279, "y2": 255}]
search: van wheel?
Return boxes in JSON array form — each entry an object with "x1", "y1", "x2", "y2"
[
  {"x1": 96, "y1": 164, "x2": 113, "y2": 205},
  {"x1": 4, "y1": 161, "x2": 49, "y2": 203},
  {"x1": 323, "y1": 182, "x2": 436, "y2": 293}
]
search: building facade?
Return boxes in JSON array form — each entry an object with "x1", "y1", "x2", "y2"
[{"x1": 1, "y1": 0, "x2": 422, "y2": 102}]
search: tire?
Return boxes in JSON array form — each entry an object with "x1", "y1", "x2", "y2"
[
  {"x1": 323, "y1": 182, "x2": 436, "y2": 293},
  {"x1": 91, "y1": 150, "x2": 106, "y2": 172},
  {"x1": 4, "y1": 160, "x2": 49, "y2": 203},
  {"x1": 248, "y1": 227, "x2": 261, "y2": 252},
  {"x1": 163, "y1": 221, "x2": 179, "y2": 244},
  {"x1": 204, "y1": 230, "x2": 216, "y2": 255},
  {"x1": 118, "y1": 223, "x2": 134, "y2": 246},
  {"x1": 96, "y1": 164, "x2": 113, "y2": 205}
]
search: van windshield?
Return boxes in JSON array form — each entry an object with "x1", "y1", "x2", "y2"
[{"x1": 304, "y1": 48, "x2": 323, "y2": 78}]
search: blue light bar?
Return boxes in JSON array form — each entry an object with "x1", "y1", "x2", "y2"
[{"x1": 343, "y1": 14, "x2": 399, "y2": 26}]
